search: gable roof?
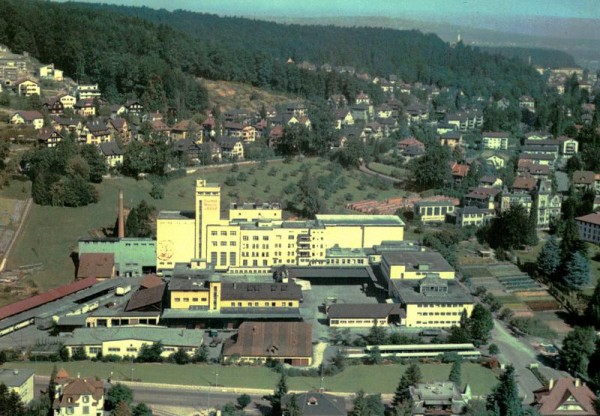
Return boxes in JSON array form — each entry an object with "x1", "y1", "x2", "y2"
[
  {"x1": 99, "y1": 141, "x2": 123, "y2": 157},
  {"x1": 534, "y1": 378, "x2": 596, "y2": 415},
  {"x1": 13, "y1": 111, "x2": 43, "y2": 121},
  {"x1": 77, "y1": 253, "x2": 114, "y2": 279},
  {"x1": 282, "y1": 392, "x2": 346, "y2": 416},
  {"x1": 573, "y1": 170, "x2": 595, "y2": 185},
  {"x1": 223, "y1": 321, "x2": 312, "y2": 359},
  {"x1": 125, "y1": 284, "x2": 165, "y2": 312}
]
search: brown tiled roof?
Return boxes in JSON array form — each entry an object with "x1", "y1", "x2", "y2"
[
  {"x1": 576, "y1": 213, "x2": 600, "y2": 226},
  {"x1": 512, "y1": 176, "x2": 537, "y2": 191},
  {"x1": 573, "y1": 170, "x2": 595, "y2": 185},
  {"x1": 14, "y1": 111, "x2": 43, "y2": 121},
  {"x1": 534, "y1": 378, "x2": 596, "y2": 415},
  {"x1": 57, "y1": 377, "x2": 104, "y2": 408},
  {"x1": 140, "y1": 274, "x2": 163, "y2": 289},
  {"x1": 77, "y1": 253, "x2": 114, "y2": 279},
  {"x1": 223, "y1": 321, "x2": 312, "y2": 359},
  {"x1": 125, "y1": 284, "x2": 165, "y2": 312},
  {"x1": 482, "y1": 131, "x2": 510, "y2": 138},
  {"x1": 0, "y1": 278, "x2": 98, "y2": 320}
]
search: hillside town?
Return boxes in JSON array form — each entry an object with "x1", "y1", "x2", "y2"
[{"x1": 0, "y1": 2, "x2": 600, "y2": 416}]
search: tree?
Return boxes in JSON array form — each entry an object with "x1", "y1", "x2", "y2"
[
  {"x1": 536, "y1": 236, "x2": 560, "y2": 280},
  {"x1": 285, "y1": 393, "x2": 302, "y2": 416},
  {"x1": 125, "y1": 207, "x2": 140, "y2": 237},
  {"x1": 448, "y1": 360, "x2": 462, "y2": 387},
  {"x1": 466, "y1": 304, "x2": 494, "y2": 346},
  {"x1": 586, "y1": 279, "x2": 600, "y2": 328},
  {"x1": 111, "y1": 401, "x2": 132, "y2": 416},
  {"x1": 192, "y1": 344, "x2": 209, "y2": 363},
  {"x1": 485, "y1": 204, "x2": 531, "y2": 250},
  {"x1": 294, "y1": 171, "x2": 323, "y2": 219},
  {"x1": 559, "y1": 326, "x2": 596, "y2": 377},
  {"x1": 526, "y1": 202, "x2": 538, "y2": 246},
  {"x1": 403, "y1": 363, "x2": 422, "y2": 386},
  {"x1": 0, "y1": 350, "x2": 6, "y2": 365},
  {"x1": 564, "y1": 251, "x2": 591, "y2": 290},
  {"x1": 365, "y1": 346, "x2": 383, "y2": 365},
  {"x1": 59, "y1": 345, "x2": 69, "y2": 362},
  {"x1": 392, "y1": 364, "x2": 422, "y2": 407},
  {"x1": 79, "y1": 144, "x2": 107, "y2": 183},
  {"x1": 352, "y1": 390, "x2": 384, "y2": 416},
  {"x1": 0, "y1": 383, "x2": 26, "y2": 416},
  {"x1": 264, "y1": 373, "x2": 288, "y2": 416},
  {"x1": 169, "y1": 347, "x2": 190, "y2": 365},
  {"x1": 137, "y1": 341, "x2": 163, "y2": 362},
  {"x1": 106, "y1": 384, "x2": 134, "y2": 411},
  {"x1": 408, "y1": 144, "x2": 451, "y2": 190},
  {"x1": 366, "y1": 324, "x2": 387, "y2": 345},
  {"x1": 236, "y1": 394, "x2": 252, "y2": 409},
  {"x1": 131, "y1": 403, "x2": 153, "y2": 416},
  {"x1": 71, "y1": 347, "x2": 87, "y2": 361},
  {"x1": 486, "y1": 365, "x2": 522, "y2": 416}
]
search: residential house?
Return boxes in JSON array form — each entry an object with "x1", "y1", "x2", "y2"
[
  {"x1": 202, "y1": 115, "x2": 217, "y2": 138},
  {"x1": 282, "y1": 392, "x2": 346, "y2": 416},
  {"x1": 206, "y1": 141, "x2": 222, "y2": 162},
  {"x1": 414, "y1": 200, "x2": 456, "y2": 223},
  {"x1": 405, "y1": 105, "x2": 429, "y2": 125},
  {"x1": 376, "y1": 103, "x2": 393, "y2": 119},
  {"x1": 557, "y1": 136, "x2": 579, "y2": 157},
  {"x1": 525, "y1": 131, "x2": 551, "y2": 141},
  {"x1": 224, "y1": 122, "x2": 256, "y2": 143},
  {"x1": 398, "y1": 137, "x2": 424, "y2": 152},
  {"x1": 99, "y1": 141, "x2": 124, "y2": 168},
  {"x1": 363, "y1": 122, "x2": 383, "y2": 141},
  {"x1": 355, "y1": 91, "x2": 371, "y2": 105},
  {"x1": 437, "y1": 122, "x2": 457, "y2": 135},
  {"x1": 110, "y1": 104, "x2": 126, "y2": 118},
  {"x1": 37, "y1": 128, "x2": 65, "y2": 148},
  {"x1": 479, "y1": 176, "x2": 503, "y2": 188},
  {"x1": 409, "y1": 382, "x2": 470, "y2": 416},
  {"x1": 456, "y1": 206, "x2": 495, "y2": 228},
  {"x1": 57, "y1": 94, "x2": 77, "y2": 110},
  {"x1": 15, "y1": 78, "x2": 40, "y2": 96},
  {"x1": 500, "y1": 191, "x2": 532, "y2": 213},
  {"x1": 512, "y1": 176, "x2": 537, "y2": 193},
  {"x1": 77, "y1": 84, "x2": 101, "y2": 100},
  {"x1": 519, "y1": 95, "x2": 535, "y2": 112},
  {"x1": 124, "y1": 99, "x2": 144, "y2": 116},
  {"x1": 572, "y1": 170, "x2": 595, "y2": 192},
  {"x1": 464, "y1": 188, "x2": 500, "y2": 210},
  {"x1": 50, "y1": 117, "x2": 83, "y2": 138},
  {"x1": 350, "y1": 104, "x2": 371, "y2": 123},
  {"x1": 171, "y1": 119, "x2": 202, "y2": 142},
  {"x1": 11, "y1": 111, "x2": 44, "y2": 130},
  {"x1": 42, "y1": 97, "x2": 65, "y2": 115},
  {"x1": 85, "y1": 121, "x2": 112, "y2": 145},
  {"x1": 217, "y1": 136, "x2": 244, "y2": 160},
  {"x1": 52, "y1": 370, "x2": 104, "y2": 416},
  {"x1": 522, "y1": 139, "x2": 559, "y2": 160},
  {"x1": 222, "y1": 321, "x2": 313, "y2": 366},
  {"x1": 576, "y1": 213, "x2": 600, "y2": 244},
  {"x1": 450, "y1": 162, "x2": 470, "y2": 184},
  {"x1": 269, "y1": 126, "x2": 284, "y2": 148},
  {"x1": 108, "y1": 118, "x2": 131, "y2": 143},
  {"x1": 439, "y1": 131, "x2": 463, "y2": 149},
  {"x1": 74, "y1": 99, "x2": 96, "y2": 117},
  {"x1": 173, "y1": 138, "x2": 203, "y2": 162},
  {"x1": 484, "y1": 153, "x2": 509, "y2": 169},
  {"x1": 534, "y1": 180, "x2": 562, "y2": 230},
  {"x1": 61, "y1": 327, "x2": 203, "y2": 360},
  {"x1": 519, "y1": 153, "x2": 555, "y2": 168},
  {"x1": 38, "y1": 63, "x2": 63, "y2": 81},
  {"x1": 286, "y1": 102, "x2": 308, "y2": 117},
  {"x1": 224, "y1": 109, "x2": 253, "y2": 124},
  {"x1": 334, "y1": 109, "x2": 354, "y2": 129},
  {"x1": 328, "y1": 94, "x2": 347, "y2": 108},
  {"x1": 533, "y1": 378, "x2": 596, "y2": 416},
  {"x1": 481, "y1": 132, "x2": 509, "y2": 150},
  {"x1": 518, "y1": 162, "x2": 551, "y2": 180},
  {"x1": 0, "y1": 368, "x2": 34, "y2": 405}
]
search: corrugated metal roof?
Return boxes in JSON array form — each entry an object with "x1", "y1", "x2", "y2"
[{"x1": 0, "y1": 277, "x2": 98, "y2": 321}]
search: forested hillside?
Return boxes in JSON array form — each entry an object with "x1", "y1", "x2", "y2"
[
  {"x1": 0, "y1": 0, "x2": 546, "y2": 112},
  {"x1": 480, "y1": 46, "x2": 578, "y2": 69}
]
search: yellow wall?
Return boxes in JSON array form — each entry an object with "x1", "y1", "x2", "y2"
[
  {"x1": 385, "y1": 263, "x2": 455, "y2": 280},
  {"x1": 195, "y1": 180, "x2": 223, "y2": 259},
  {"x1": 170, "y1": 290, "x2": 210, "y2": 310},
  {"x1": 85, "y1": 315, "x2": 160, "y2": 328},
  {"x1": 364, "y1": 225, "x2": 403, "y2": 246},
  {"x1": 229, "y1": 207, "x2": 282, "y2": 221},
  {"x1": 221, "y1": 299, "x2": 299, "y2": 308},
  {"x1": 330, "y1": 318, "x2": 388, "y2": 328},
  {"x1": 157, "y1": 217, "x2": 195, "y2": 270},
  {"x1": 7, "y1": 374, "x2": 34, "y2": 405},
  {"x1": 404, "y1": 303, "x2": 473, "y2": 328},
  {"x1": 67, "y1": 341, "x2": 196, "y2": 359}
]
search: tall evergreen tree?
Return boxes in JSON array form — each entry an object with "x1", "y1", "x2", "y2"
[
  {"x1": 486, "y1": 365, "x2": 522, "y2": 416},
  {"x1": 448, "y1": 360, "x2": 462, "y2": 387},
  {"x1": 559, "y1": 326, "x2": 596, "y2": 376},
  {"x1": 585, "y1": 279, "x2": 600, "y2": 328},
  {"x1": 264, "y1": 373, "x2": 288, "y2": 416},
  {"x1": 285, "y1": 393, "x2": 302, "y2": 416},
  {"x1": 564, "y1": 251, "x2": 591, "y2": 290},
  {"x1": 536, "y1": 236, "x2": 560, "y2": 280},
  {"x1": 467, "y1": 304, "x2": 494, "y2": 346},
  {"x1": 526, "y1": 203, "x2": 538, "y2": 246}
]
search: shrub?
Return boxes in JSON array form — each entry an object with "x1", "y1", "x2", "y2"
[{"x1": 509, "y1": 317, "x2": 557, "y2": 338}]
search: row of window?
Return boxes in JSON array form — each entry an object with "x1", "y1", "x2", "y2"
[
  {"x1": 417, "y1": 312, "x2": 461, "y2": 316},
  {"x1": 174, "y1": 297, "x2": 208, "y2": 303},
  {"x1": 211, "y1": 231, "x2": 238, "y2": 236},
  {"x1": 414, "y1": 321, "x2": 458, "y2": 325},
  {"x1": 330, "y1": 319, "x2": 386, "y2": 325},
  {"x1": 226, "y1": 301, "x2": 294, "y2": 307},
  {"x1": 416, "y1": 303, "x2": 465, "y2": 308}
]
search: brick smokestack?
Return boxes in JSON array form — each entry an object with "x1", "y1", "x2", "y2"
[{"x1": 118, "y1": 189, "x2": 125, "y2": 238}]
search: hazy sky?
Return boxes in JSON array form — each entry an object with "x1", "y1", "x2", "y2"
[{"x1": 55, "y1": 0, "x2": 600, "y2": 20}]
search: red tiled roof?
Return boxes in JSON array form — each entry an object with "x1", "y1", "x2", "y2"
[
  {"x1": 513, "y1": 176, "x2": 537, "y2": 191},
  {"x1": 0, "y1": 277, "x2": 98, "y2": 320},
  {"x1": 534, "y1": 378, "x2": 596, "y2": 415},
  {"x1": 140, "y1": 274, "x2": 163, "y2": 289}
]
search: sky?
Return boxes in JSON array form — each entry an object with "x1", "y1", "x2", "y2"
[{"x1": 54, "y1": 0, "x2": 600, "y2": 20}]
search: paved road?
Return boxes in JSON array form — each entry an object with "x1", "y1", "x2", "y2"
[{"x1": 492, "y1": 319, "x2": 566, "y2": 404}]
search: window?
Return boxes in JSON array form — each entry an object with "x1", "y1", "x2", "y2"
[
  {"x1": 174, "y1": 297, "x2": 181, "y2": 302},
  {"x1": 220, "y1": 252, "x2": 227, "y2": 265},
  {"x1": 108, "y1": 347, "x2": 120, "y2": 352},
  {"x1": 221, "y1": 231, "x2": 227, "y2": 236},
  {"x1": 230, "y1": 231, "x2": 237, "y2": 236},
  {"x1": 243, "y1": 236, "x2": 249, "y2": 241},
  {"x1": 253, "y1": 236, "x2": 259, "y2": 241},
  {"x1": 211, "y1": 231, "x2": 218, "y2": 236},
  {"x1": 230, "y1": 252, "x2": 237, "y2": 266},
  {"x1": 192, "y1": 298, "x2": 198, "y2": 302},
  {"x1": 211, "y1": 252, "x2": 217, "y2": 264},
  {"x1": 183, "y1": 298, "x2": 189, "y2": 302},
  {"x1": 82, "y1": 396, "x2": 89, "y2": 403},
  {"x1": 83, "y1": 406, "x2": 89, "y2": 414}
]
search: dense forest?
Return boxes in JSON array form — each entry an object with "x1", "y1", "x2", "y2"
[
  {"x1": 480, "y1": 46, "x2": 578, "y2": 69},
  {"x1": 0, "y1": 0, "x2": 547, "y2": 107}
]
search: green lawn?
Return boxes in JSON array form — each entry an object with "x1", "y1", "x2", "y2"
[
  {"x1": 1, "y1": 158, "x2": 407, "y2": 302},
  {"x1": 7, "y1": 361, "x2": 497, "y2": 395}
]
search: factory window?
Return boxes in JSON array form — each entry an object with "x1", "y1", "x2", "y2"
[
  {"x1": 230, "y1": 252, "x2": 237, "y2": 266},
  {"x1": 211, "y1": 231, "x2": 217, "y2": 236},
  {"x1": 243, "y1": 236, "x2": 249, "y2": 241},
  {"x1": 230, "y1": 231, "x2": 237, "y2": 236},
  {"x1": 192, "y1": 298, "x2": 198, "y2": 302},
  {"x1": 174, "y1": 298, "x2": 181, "y2": 302},
  {"x1": 220, "y1": 252, "x2": 227, "y2": 265},
  {"x1": 221, "y1": 231, "x2": 227, "y2": 236},
  {"x1": 183, "y1": 298, "x2": 189, "y2": 302},
  {"x1": 211, "y1": 252, "x2": 217, "y2": 264}
]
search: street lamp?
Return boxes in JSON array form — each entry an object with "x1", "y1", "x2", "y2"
[
  {"x1": 215, "y1": 372, "x2": 219, "y2": 388},
  {"x1": 130, "y1": 367, "x2": 134, "y2": 382}
]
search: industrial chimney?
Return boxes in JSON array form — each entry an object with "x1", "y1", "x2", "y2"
[{"x1": 118, "y1": 189, "x2": 125, "y2": 238}]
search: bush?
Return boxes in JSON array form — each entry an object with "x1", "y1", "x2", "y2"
[
  {"x1": 509, "y1": 317, "x2": 557, "y2": 338},
  {"x1": 150, "y1": 182, "x2": 164, "y2": 199},
  {"x1": 488, "y1": 344, "x2": 499, "y2": 355},
  {"x1": 101, "y1": 354, "x2": 122, "y2": 362},
  {"x1": 224, "y1": 175, "x2": 237, "y2": 186}
]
